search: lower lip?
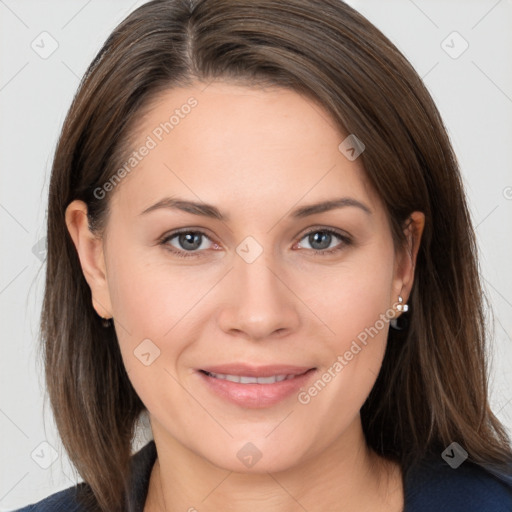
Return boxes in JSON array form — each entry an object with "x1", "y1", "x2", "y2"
[{"x1": 196, "y1": 368, "x2": 317, "y2": 409}]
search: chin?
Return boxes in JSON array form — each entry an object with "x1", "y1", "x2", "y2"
[{"x1": 201, "y1": 438, "x2": 309, "y2": 474}]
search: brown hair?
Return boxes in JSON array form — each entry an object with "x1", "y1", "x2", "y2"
[{"x1": 42, "y1": 0, "x2": 512, "y2": 509}]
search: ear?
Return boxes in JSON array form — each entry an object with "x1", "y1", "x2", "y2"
[
  {"x1": 65, "y1": 200, "x2": 113, "y2": 319},
  {"x1": 392, "y1": 211, "x2": 425, "y2": 308}
]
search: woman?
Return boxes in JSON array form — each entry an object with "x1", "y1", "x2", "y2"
[{"x1": 15, "y1": 0, "x2": 512, "y2": 511}]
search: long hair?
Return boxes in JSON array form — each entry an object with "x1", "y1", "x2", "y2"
[{"x1": 42, "y1": 0, "x2": 512, "y2": 509}]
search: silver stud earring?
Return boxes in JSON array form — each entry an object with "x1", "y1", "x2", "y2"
[{"x1": 396, "y1": 295, "x2": 408, "y2": 313}]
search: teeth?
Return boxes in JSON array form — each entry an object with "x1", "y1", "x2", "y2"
[{"x1": 207, "y1": 372, "x2": 296, "y2": 384}]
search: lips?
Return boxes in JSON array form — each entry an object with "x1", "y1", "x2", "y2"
[{"x1": 195, "y1": 364, "x2": 318, "y2": 408}]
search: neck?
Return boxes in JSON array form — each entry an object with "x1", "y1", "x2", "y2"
[{"x1": 144, "y1": 414, "x2": 403, "y2": 512}]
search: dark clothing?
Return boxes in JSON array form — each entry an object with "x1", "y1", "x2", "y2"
[{"x1": 14, "y1": 440, "x2": 512, "y2": 511}]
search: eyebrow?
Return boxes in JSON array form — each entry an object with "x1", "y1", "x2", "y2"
[{"x1": 139, "y1": 196, "x2": 372, "y2": 220}]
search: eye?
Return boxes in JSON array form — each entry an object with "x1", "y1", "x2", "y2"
[
  {"x1": 295, "y1": 228, "x2": 352, "y2": 256},
  {"x1": 159, "y1": 227, "x2": 352, "y2": 259},
  {"x1": 159, "y1": 229, "x2": 216, "y2": 258}
]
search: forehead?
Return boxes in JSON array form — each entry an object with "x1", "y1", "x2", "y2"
[{"x1": 109, "y1": 81, "x2": 379, "y2": 219}]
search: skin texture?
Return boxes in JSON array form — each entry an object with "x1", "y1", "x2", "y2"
[{"x1": 66, "y1": 81, "x2": 424, "y2": 512}]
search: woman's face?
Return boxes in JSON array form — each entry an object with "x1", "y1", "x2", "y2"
[{"x1": 70, "y1": 81, "x2": 421, "y2": 473}]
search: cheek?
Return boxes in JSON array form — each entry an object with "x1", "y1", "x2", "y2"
[
  {"x1": 105, "y1": 240, "x2": 222, "y2": 401},
  {"x1": 107, "y1": 252, "x2": 195, "y2": 419},
  {"x1": 300, "y1": 243, "x2": 395, "y2": 412},
  {"x1": 106, "y1": 239, "x2": 215, "y2": 337},
  {"x1": 306, "y1": 242, "x2": 396, "y2": 352}
]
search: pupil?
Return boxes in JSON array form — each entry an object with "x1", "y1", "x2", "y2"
[
  {"x1": 310, "y1": 231, "x2": 330, "y2": 250},
  {"x1": 180, "y1": 233, "x2": 201, "y2": 250}
]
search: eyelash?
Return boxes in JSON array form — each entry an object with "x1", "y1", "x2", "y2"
[{"x1": 158, "y1": 227, "x2": 352, "y2": 259}]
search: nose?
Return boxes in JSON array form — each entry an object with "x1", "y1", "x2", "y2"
[{"x1": 216, "y1": 247, "x2": 301, "y2": 341}]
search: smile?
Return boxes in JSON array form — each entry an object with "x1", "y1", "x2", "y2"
[
  {"x1": 202, "y1": 371, "x2": 303, "y2": 384},
  {"x1": 197, "y1": 368, "x2": 317, "y2": 408}
]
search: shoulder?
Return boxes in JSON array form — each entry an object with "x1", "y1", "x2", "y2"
[
  {"x1": 404, "y1": 453, "x2": 512, "y2": 512},
  {"x1": 10, "y1": 483, "x2": 91, "y2": 512}
]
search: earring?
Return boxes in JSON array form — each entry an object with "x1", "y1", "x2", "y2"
[
  {"x1": 390, "y1": 295, "x2": 409, "y2": 330},
  {"x1": 101, "y1": 316, "x2": 112, "y2": 328},
  {"x1": 396, "y1": 295, "x2": 408, "y2": 312}
]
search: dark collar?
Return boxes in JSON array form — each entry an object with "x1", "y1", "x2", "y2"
[{"x1": 128, "y1": 440, "x2": 157, "y2": 511}]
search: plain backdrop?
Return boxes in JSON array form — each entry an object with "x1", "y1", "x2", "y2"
[{"x1": 1, "y1": 0, "x2": 511, "y2": 509}]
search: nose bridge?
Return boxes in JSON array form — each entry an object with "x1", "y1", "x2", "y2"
[
  {"x1": 237, "y1": 239, "x2": 276, "y2": 294},
  {"x1": 217, "y1": 234, "x2": 300, "y2": 339}
]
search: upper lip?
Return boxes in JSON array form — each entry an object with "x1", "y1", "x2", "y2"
[{"x1": 198, "y1": 364, "x2": 315, "y2": 377}]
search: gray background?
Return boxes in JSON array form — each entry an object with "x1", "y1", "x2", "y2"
[{"x1": 1, "y1": 0, "x2": 511, "y2": 509}]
